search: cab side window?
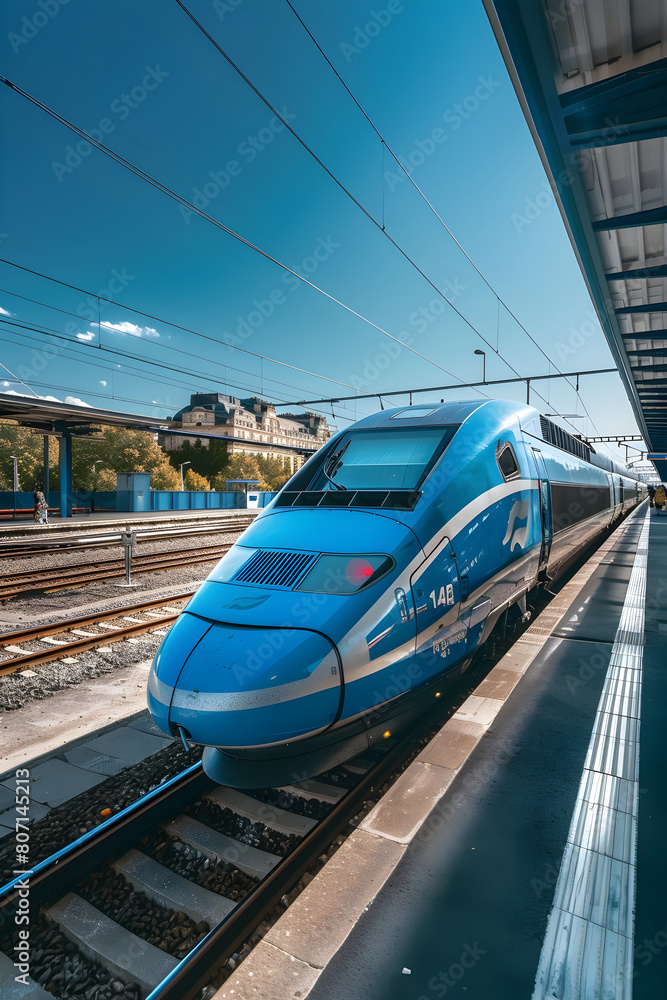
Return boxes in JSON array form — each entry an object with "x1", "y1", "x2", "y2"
[{"x1": 496, "y1": 442, "x2": 520, "y2": 481}]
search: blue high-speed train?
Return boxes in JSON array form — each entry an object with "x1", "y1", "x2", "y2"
[{"x1": 148, "y1": 400, "x2": 646, "y2": 786}]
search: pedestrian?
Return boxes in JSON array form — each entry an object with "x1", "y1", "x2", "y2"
[
  {"x1": 647, "y1": 484, "x2": 656, "y2": 508},
  {"x1": 33, "y1": 483, "x2": 48, "y2": 525},
  {"x1": 654, "y1": 483, "x2": 666, "y2": 516}
]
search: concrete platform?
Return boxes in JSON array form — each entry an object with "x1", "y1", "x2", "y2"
[
  {"x1": 215, "y1": 506, "x2": 667, "y2": 1000},
  {"x1": 0, "y1": 712, "x2": 174, "y2": 841},
  {"x1": 46, "y1": 892, "x2": 178, "y2": 995}
]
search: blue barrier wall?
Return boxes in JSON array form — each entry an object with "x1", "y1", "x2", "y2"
[{"x1": 1, "y1": 490, "x2": 278, "y2": 515}]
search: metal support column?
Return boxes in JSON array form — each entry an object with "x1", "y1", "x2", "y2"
[
  {"x1": 43, "y1": 436, "x2": 50, "y2": 497},
  {"x1": 58, "y1": 433, "x2": 72, "y2": 518}
]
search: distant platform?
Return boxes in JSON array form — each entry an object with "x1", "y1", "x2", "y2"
[{"x1": 0, "y1": 507, "x2": 255, "y2": 538}]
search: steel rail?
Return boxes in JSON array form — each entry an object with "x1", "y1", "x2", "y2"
[
  {"x1": 0, "y1": 721, "x2": 436, "y2": 1000},
  {"x1": 0, "y1": 544, "x2": 232, "y2": 600},
  {"x1": 0, "y1": 592, "x2": 194, "y2": 645},
  {"x1": 147, "y1": 723, "x2": 435, "y2": 1000},
  {"x1": 0, "y1": 613, "x2": 181, "y2": 675},
  {"x1": 0, "y1": 592, "x2": 196, "y2": 675},
  {"x1": 0, "y1": 516, "x2": 256, "y2": 557}
]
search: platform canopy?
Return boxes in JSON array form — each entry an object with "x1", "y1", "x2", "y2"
[
  {"x1": 484, "y1": 0, "x2": 667, "y2": 483},
  {"x1": 0, "y1": 391, "x2": 168, "y2": 433}
]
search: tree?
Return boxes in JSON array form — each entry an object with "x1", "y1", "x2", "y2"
[
  {"x1": 254, "y1": 454, "x2": 294, "y2": 491},
  {"x1": 167, "y1": 437, "x2": 228, "y2": 481},
  {"x1": 71, "y1": 427, "x2": 180, "y2": 491},
  {"x1": 0, "y1": 421, "x2": 59, "y2": 491},
  {"x1": 212, "y1": 454, "x2": 269, "y2": 491},
  {"x1": 184, "y1": 469, "x2": 211, "y2": 491}
]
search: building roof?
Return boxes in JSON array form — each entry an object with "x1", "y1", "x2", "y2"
[{"x1": 485, "y1": 0, "x2": 667, "y2": 482}]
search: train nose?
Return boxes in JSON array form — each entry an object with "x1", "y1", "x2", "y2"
[{"x1": 148, "y1": 612, "x2": 343, "y2": 749}]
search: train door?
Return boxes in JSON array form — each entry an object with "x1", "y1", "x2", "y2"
[
  {"x1": 531, "y1": 448, "x2": 552, "y2": 577},
  {"x1": 410, "y1": 537, "x2": 467, "y2": 681}
]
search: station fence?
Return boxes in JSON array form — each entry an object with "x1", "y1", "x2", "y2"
[{"x1": 0, "y1": 490, "x2": 278, "y2": 518}]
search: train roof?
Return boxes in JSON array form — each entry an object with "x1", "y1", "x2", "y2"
[{"x1": 346, "y1": 399, "x2": 642, "y2": 482}]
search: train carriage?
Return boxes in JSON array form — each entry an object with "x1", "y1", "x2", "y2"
[{"x1": 147, "y1": 399, "x2": 646, "y2": 786}]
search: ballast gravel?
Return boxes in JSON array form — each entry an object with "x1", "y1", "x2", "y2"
[{"x1": 0, "y1": 631, "x2": 166, "y2": 713}]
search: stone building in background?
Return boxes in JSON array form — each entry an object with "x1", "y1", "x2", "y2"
[{"x1": 161, "y1": 393, "x2": 331, "y2": 472}]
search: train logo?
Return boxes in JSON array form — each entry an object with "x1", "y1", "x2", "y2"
[{"x1": 503, "y1": 497, "x2": 531, "y2": 551}]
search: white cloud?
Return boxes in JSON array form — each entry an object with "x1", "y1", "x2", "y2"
[
  {"x1": 3, "y1": 389, "x2": 61, "y2": 401},
  {"x1": 99, "y1": 380, "x2": 107, "y2": 387},
  {"x1": 77, "y1": 331, "x2": 96, "y2": 341},
  {"x1": 0, "y1": 306, "x2": 11, "y2": 316},
  {"x1": 2, "y1": 380, "x2": 9, "y2": 387},
  {"x1": 101, "y1": 320, "x2": 159, "y2": 338},
  {"x1": 2, "y1": 389, "x2": 92, "y2": 407}
]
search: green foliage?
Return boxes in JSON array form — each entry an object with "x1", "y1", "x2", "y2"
[
  {"x1": 184, "y1": 469, "x2": 211, "y2": 491},
  {"x1": 167, "y1": 437, "x2": 228, "y2": 481},
  {"x1": 211, "y1": 454, "x2": 270, "y2": 492},
  {"x1": 0, "y1": 419, "x2": 294, "y2": 495},
  {"x1": 71, "y1": 427, "x2": 180, "y2": 491},
  {"x1": 0, "y1": 421, "x2": 58, "y2": 491}
]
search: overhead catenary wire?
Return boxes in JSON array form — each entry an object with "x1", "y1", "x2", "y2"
[
  {"x1": 0, "y1": 257, "x2": 360, "y2": 396},
  {"x1": 169, "y1": 3, "x2": 600, "y2": 433},
  {"x1": 0, "y1": 319, "x2": 360, "y2": 424},
  {"x1": 282, "y1": 0, "x2": 605, "y2": 437},
  {"x1": 0, "y1": 80, "x2": 479, "y2": 400},
  {"x1": 0, "y1": 285, "x2": 363, "y2": 413}
]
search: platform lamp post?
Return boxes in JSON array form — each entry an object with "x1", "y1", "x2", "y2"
[
  {"x1": 180, "y1": 461, "x2": 191, "y2": 491},
  {"x1": 10, "y1": 455, "x2": 18, "y2": 519},
  {"x1": 474, "y1": 349, "x2": 486, "y2": 383}
]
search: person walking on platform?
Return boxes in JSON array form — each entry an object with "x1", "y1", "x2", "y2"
[
  {"x1": 654, "y1": 483, "x2": 666, "y2": 516},
  {"x1": 33, "y1": 484, "x2": 48, "y2": 525},
  {"x1": 647, "y1": 484, "x2": 656, "y2": 507}
]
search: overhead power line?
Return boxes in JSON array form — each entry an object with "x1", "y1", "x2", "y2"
[
  {"x1": 290, "y1": 368, "x2": 617, "y2": 406},
  {"x1": 282, "y1": 0, "x2": 605, "y2": 438},
  {"x1": 170, "y1": 2, "x2": 604, "y2": 436},
  {"x1": 0, "y1": 78, "x2": 477, "y2": 398}
]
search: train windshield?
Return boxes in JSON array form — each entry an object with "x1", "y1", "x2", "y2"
[{"x1": 302, "y1": 426, "x2": 456, "y2": 491}]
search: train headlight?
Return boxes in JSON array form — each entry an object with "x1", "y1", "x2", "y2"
[{"x1": 295, "y1": 554, "x2": 394, "y2": 595}]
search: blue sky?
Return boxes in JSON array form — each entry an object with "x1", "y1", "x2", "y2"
[{"x1": 0, "y1": 0, "x2": 641, "y2": 462}]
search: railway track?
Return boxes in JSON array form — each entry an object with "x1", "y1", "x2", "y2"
[
  {"x1": 0, "y1": 593, "x2": 196, "y2": 676},
  {"x1": 0, "y1": 542, "x2": 234, "y2": 601},
  {"x1": 0, "y1": 515, "x2": 257, "y2": 559},
  {"x1": 0, "y1": 730, "x2": 426, "y2": 1000}
]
